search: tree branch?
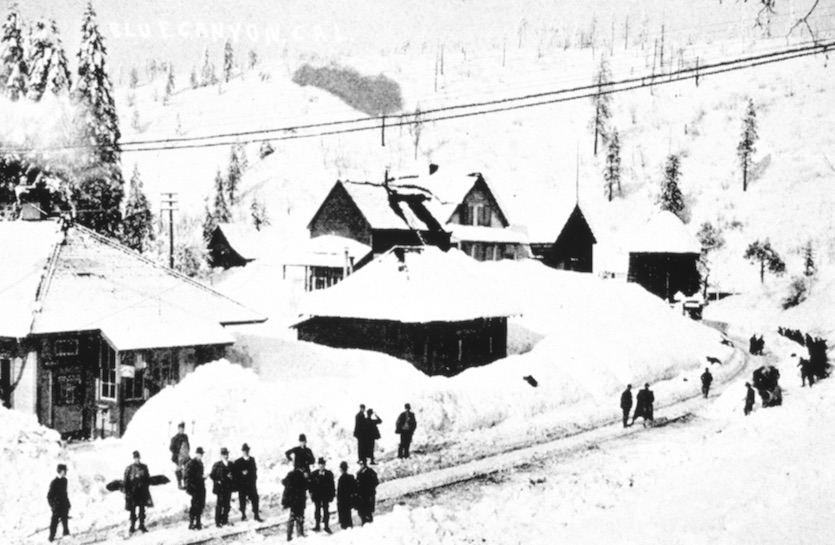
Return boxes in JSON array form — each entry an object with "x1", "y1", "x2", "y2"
[{"x1": 787, "y1": 0, "x2": 821, "y2": 42}]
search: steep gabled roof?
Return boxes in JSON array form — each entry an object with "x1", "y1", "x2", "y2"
[
  {"x1": 298, "y1": 246, "x2": 518, "y2": 323},
  {"x1": 528, "y1": 200, "x2": 597, "y2": 245},
  {"x1": 554, "y1": 204, "x2": 597, "y2": 246},
  {"x1": 213, "y1": 222, "x2": 278, "y2": 261},
  {"x1": 0, "y1": 220, "x2": 266, "y2": 348}
]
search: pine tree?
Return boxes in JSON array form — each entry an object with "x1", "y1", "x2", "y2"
[
  {"x1": 223, "y1": 40, "x2": 233, "y2": 83},
  {"x1": 236, "y1": 141, "x2": 249, "y2": 172},
  {"x1": 258, "y1": 140, "x2": 274, "y2": 159},
  {"x1": 202, "y1": 197, "x2": 216, "y2": 243},
  {"x1": 200, "y1": 48, "x2": 212, "y2": 87},
  {"x1": 696, "y1": 222, "x2": 725, "y2": 298},
  {"x1": 803, "y1": 240, "x2": 816, "y2": 278},
  {"x1": 737, "y1": 98, "x2": 758, "y2": 192},
  {"x1": 248, "y1": 49, "x2": 258, "y2": 71},
  {"x1": 189, "y1": 65, "x2": 198, "y2": 89},
  {"x1": 590, "y1": 55, "x2": 612, "y2": 156},
  {"x1": 27, "y1": 19, "x2": 72, "y2": 101},
  {"x1": 226, "y1": 146, "x2": 241, "y2": 206},
  {"x1": 658, "y1": 154, "x2": 685, "y2": 219},
  {"x1": 72, "y1": 1, "x2": 124, "y2": 236},
  {"x1": 250, "y1": 197, "x2": 269, "y2": 230},
  {"x1": 744, "y1": 239, "x2": 785, "y2": 284},
  {"x1": 603, "y1": 128, "x2": 621, "y2": 202},
  {"x1": 0, "y1": 3, "x2": 28, "y2": 101},
  {"x1": 122, "y1": 164, "x2": 154, "y2": 253},
  {"x1": 164, "y1": 64, "x2": 174, "y2": 98},
  {"x1": 212, "y1": 169, "x2": 230, "y2": 223},
  {"x1": 128, "y1": 66, "x2": 138, "y2": 89}
]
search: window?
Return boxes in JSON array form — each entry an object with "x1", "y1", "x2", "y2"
[
  {"x1": 461, "y1": 205, "x2": 472, "y2": 225},
  {"x1": 478, "y1": 205, "x2": 491, "y2": 227},
  {"x1": 56, "y1": 374, "x2": 83, "y2": 405},
  {"x1": 149, "y1": 350, "x2": 178, "y2": 391},
  {"x1": 55, "y1": 339, "x2": 78, "y2": 356},
  {"x1": 123, "y1": 369, "x2": 145, "y2": 401},
  {"x1": 99, "y1": 343, "x2": 116, "y2": 400}
]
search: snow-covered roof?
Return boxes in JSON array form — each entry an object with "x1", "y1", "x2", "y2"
[
  {"x1": 214, "y1": 222, "x2": 277, "y2": 261},
  {"x1": 449, "y1": 224, "x2": 530, "y2": 244},
  {"x1": 337, "y1": 180, "x2": 440, "y2": 232},
  {"x1": 283, "y1": 235, "x2": 372, "y2": 268},
  {"x1": 298, "y1": 246, "x2": 518, "y2": 323},
  {"x1": 630, "y1": 211, "x2": 702, "y2": 254},
  {"x1": 0, "y1": 220, "x2": 266, "y2": 347},
  {"x1": 527, "y1": 200, "x2": 596, "y2": 245}
]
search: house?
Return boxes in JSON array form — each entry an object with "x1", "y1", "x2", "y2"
[
  {"x1": 627, "y1": 211, "x2": 702, "y2": 301},
  {"x1": 293, "y1": 245, "x2": 517, "y2": 376},
  {"x1": 0, "y1": 219, "x2": 266, "y2": 439},
  {"x1": 396, "y1": 169, "x2": 530, "y2": 261},
  {"x1": 207, "y1": 222, "x2": 275, "y2": 269},
  {"x1": 282, "y1": 235, "x2": 372, "y2": 291},
  {"x1": 308, "y1": 179, "x2": 451, "y2": 256},
  {"x1": 529, "y1": 202, "x2": 597, "y2": 272}
]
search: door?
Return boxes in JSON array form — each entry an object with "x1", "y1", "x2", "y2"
[
  {"x1": 1, "y1": 358, "x2": 10, "y2": 408},
  {"x1": 52, "y1": 367, "x2": 85, "y2": 439}
]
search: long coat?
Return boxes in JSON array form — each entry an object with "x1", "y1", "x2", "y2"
[
  {"x1": 337, "y1": 473, "x2": 357, "y2": 506},
  {"x1": 47, "y1": 476, "x2": 71, "y2": 514},
  {"x1": 620, "y1": 389, "x2": 632, "y2": 410},
  {"x1": 634, "y1": 388, "x2": 655, "y2": 419},
  {"x1": 365, "y1": 415, "x2": 382, "y2": 441},
  {"x1": 310, "y1": 468, "x2": 335, "y2": 503},
  {"x1": 233, "y1": 456, "x2": 258, "y2": 491},
  {"x1": 356, "y1": 466, "x2": 379, "y2": 512},
  {"x1": 184, "y1": 458, "x2": 206, "y2": 509},
  {"x1": 169, "y1": 432, "x2": 190, "y2": 464},
  {"x1": 353, "y1": 411, "x2": 366, "y2": 439},
  {"x1": 395, "y1": 411, "x2": 417, "y2": 435},
  {"x1": 281, "y1": 469, "x2": 309, "y2": 512},
  {"x1": 124, "y1": 463, "x2": 153, "y2": 511},
  {"x1": 210, "y1": 460, "x2": 235, "y2": 495}
]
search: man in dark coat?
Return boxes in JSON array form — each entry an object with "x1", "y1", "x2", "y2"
[
  {"x1": 364, "y1": 408, "x2": 382, "y2": 465},
  {"x1": 282, "y1": 466, "x2": 309, "y2": 541},
  {"x1": 124, "y1": 451, "x2": 152, "y2": 534},
  {"x1": 744, "y1": 382, "x2": 756, "y2": 416},
  {"x1": 631, "y1": 383, "x2": 655, "y2": 427},
  {"x1": 169, "y1": 422, "x2": 190, "y2": 490},
  {"x1": 336, "y1": 461, "x2": 356, "y2": 529},
  {"x1": 701, "y1": 368, "x2": 713, "y2": 398},
  {"x1": 184, "y1": 447, "x2": 206, "y2": 530},
  {"x1": 355, "y1": 458, "x2": 379, "y2": 525},
  {"x1": 620, "y1": 385, "x2": 632, "y2": 428},
  {"x1": 210, "y1": 447, "x2": 235, "y2": 527},
  {"x1": 47, "y1": 464, "x2": 71, "y2": 542},
  {"x1": 395, "y1": 403, "x2": 417, "y2": 459},
  {"x1": 310, "y1": 457, "x2": 335, "y2": 533},
  {"x1": 285, "y1": 434, "x2": 316, "y2": 472},
  {"x1": 353, "y1": 404, "x2": 366, "y2": 463},
  {"x1": 234, "y1": 443, "x2": 262, "y2": 522}
]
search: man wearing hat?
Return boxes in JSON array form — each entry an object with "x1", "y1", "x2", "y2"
[
  {"x1": 234, "y1": 443, "x2": 262, "y2": 522},
  {"x1": 47, "y1": 464, "x2": 71, "y2": 542},
  {"x1": 395, "y1": 403, "x2": 417, "y2": 459},
  {"x1": 285, "y1": 434, "x2": 316, "y2": 472},
  {"x1": 210, "y1": 448, "x2": 235, "y2": 527},
  {"x1": 281, "y1": 464, "x2": 309, "y2": 541},
  {"x1": 336, "y1": 461, "x2": 357, "y2": 529},
  {"x1": 169, "y1": 422, "x2": 190, "y2": 489},
  {"x1": 355, "y1": 458, "x2": 379, "y2": 525},
  {"x1": 309, "y1": 457, "x2": 335, "y2": 533},
  {"x1": 184, "y1": 447, "x2": 206, "y2": 530},
  {"x1": 124, "y1": 451, "x2": 152, "y2": 534}
]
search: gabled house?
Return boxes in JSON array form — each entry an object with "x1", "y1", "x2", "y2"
[
  {"x1": 397, "y1": 169, "x2": 530, "y2": 261},
  {"x1": 207, "y1": 222, "x2": 268, "y2": 269},
  {"x1": 529, "y1": 202, "x2": 597, "y2": 272},
  {"x1": 627, "y1": 211, "x2": 702, "y2": 301},
  {"x1": 307, "y1": 179, "x2": 451, "y2": 259},
  {"x1": 0, "y1": 219, "x2": 266, "y2": 439},
  {"x1": 293, "y1": 246, "x2": 517, "y2": 376}
]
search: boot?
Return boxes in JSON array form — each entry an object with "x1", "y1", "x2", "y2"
[
  {"x1": 254, "y1": 513, "x2": 264, "y2": 523},
  {"x1": 139, "y1": 525, "x2": 148, "y2": 533}
]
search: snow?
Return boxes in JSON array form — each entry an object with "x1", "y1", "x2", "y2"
[{"x1": 630, "y1": 210, "x2": 702, "y2": 254}]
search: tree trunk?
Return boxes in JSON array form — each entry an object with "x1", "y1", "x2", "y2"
[
  {"x1": 760, "y1": 259, "x2": 765, "y2": 283},
  {"x1": 743, "y1": 158, "x2": 748, "y2": 192}
]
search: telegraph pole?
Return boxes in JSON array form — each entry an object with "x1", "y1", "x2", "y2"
[{"x1": 160, "y1": 192, "x2": 178, "y2": 269}]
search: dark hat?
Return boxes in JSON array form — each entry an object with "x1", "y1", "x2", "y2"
[
  {"x1": 339, "y1": 461, "x2": 348, "y2": 470},
  {"x1": 317, "y1": 457, "x2": 326, "y2": 465},
  {"x1": 132, "y1": 450, "x2": 141, "y2": 458},
  {"x1": 242, "y1": 443, "x2": 250, "y2": 452},
  {"x1": 220, "y1": 447, "x2": 229, "y2": 455},
  {"x1": 195, "y1": 447, "x2": 204, "y2": 455},
  {"x1": 57, "y1": 463, "x2": 67, "y2": 473},
  {"x1": 299, "y1": 434, "x2": 307, "y2": 442},
  {"x1": 178, "y1": 421, "x2": 185, "y2": 428}
]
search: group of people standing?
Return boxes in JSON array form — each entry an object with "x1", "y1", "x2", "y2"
[
  {"x1": 619, "y1": 383, "x2": 655, "y2": 428},
  {"x1": 352, "y1": 403, "x2": 418, "y2": 462}
]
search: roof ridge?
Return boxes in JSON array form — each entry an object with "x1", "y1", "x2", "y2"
[{"x1": 73, "y1": 224, "x2": 266, "y2": 323}]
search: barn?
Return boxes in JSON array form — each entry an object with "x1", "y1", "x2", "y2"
[
  {"x1": 0, "y1": 219, "x2": 266, "y2": 439},
  {"x1": 293, "y1": 246, "x2": 516, "y2": 376},
  {"x1": 627, "y1": 211, "x2": 702, "y2": 301}
]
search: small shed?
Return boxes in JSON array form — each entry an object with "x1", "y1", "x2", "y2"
[
  {"x1": 530, "y1": 202, "x2": 597, "y2": 272},
  {"x1": 282, "y1": 235, "x2": 372, "y2": 291},
  {"x1": 627, "y1": 211, "x2": 702, "y2": 301},
  {"x1": 293, "y1": 246, "x2": 516, "y2": 376}
]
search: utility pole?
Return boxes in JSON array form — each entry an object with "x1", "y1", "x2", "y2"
[
  {"x1": 381, "y1": 114, "x2": 386, "y2": 147},
  {"x1": 160, "y1": 192, "x2": 178, "y2": 269}
]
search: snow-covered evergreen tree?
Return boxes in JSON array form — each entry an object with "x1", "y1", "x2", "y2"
[
  {"x1": 803, "y1": 240, "x2": 816, "y2": 278},
  {"x1": 658, "y1": 154, "x2": 685, "y2": 219},
  {"x1": 589, "y1": 55, "x2": 611, "y2": 156},
  {"x1": 0, "y1": 3, "x2": 28, "y2": 101},
  {"x1": 744, "y1": 239, "x2": 785, "y2": 284},
  {"x1": 223, "y1": 40, "x2": 233, "y2": 82},
  {"x1": 200, "y1": 48, "x2": 213, "y2": 87},
  {"x1": 250, "y1": 197, "x2": 269, "y2": 230},
  {"x1": 226, "y1": 145, "x2": 241, "y2": 206},
  {"x1": 189, "y1": 65, "x2": 198, "y2": 89},
  {"x1": 212, "y1": 169, "x2": 230, "y2": 223},
  {"x1": 603, "y1": 128, "x2": 621, "y2": 202},
  {"x1": 122, "y1": 164, "x2": 154, "y2": 253},
  {"x1": 258, "y1": 140, "x2": 274, "y2": 159},
  {"x1": 27, "y1": 19, "x2": 71, "y2": 101},
  {"x1": 737, "y1": 98, "x2": 758, "y2": 192},
  {"x1": 236, "y1": 141, "x2": 249, "y2": 172},
  {"x1": 164, "y1": 64, "x2": 174, "y2": 98},
  {"x1": 72, "y1": 1, "x2": 124, "y2": 236}
]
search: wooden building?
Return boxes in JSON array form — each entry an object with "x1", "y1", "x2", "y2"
[
  {"x1": 207, "y1": 222, "x2": 276, "y2": 269},
  {"x1": 294, "y1": 246, "x2": 516, "y2": 376},
  {"x1": 282, "y1": 235, "x2": 371, "y2": 291},
  {"x1": 627, "y1": 211, "x2": 702, "y2": 301},
  {"x1": 308, "y1": 180, "x2": 451, "y2": 257},
  {"x1": 0, "y1": 220, "x2": 265, "y2": 439},
  {"x1": 530, "y1": 203, "x2": 597, "y2": 272}
]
